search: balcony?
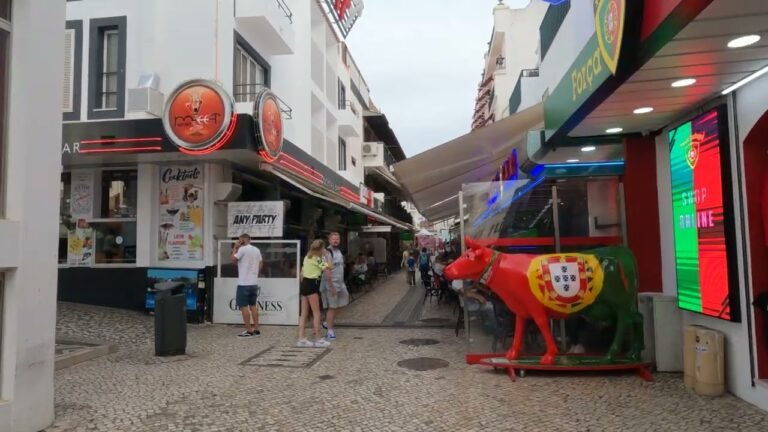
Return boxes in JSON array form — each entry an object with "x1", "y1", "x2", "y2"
[
  {"x1": 235, "y1": 0, "x2": 295, "y2": 55},
  {"x1": 338, "y1": 100, "x2": 361, "y2": 138}
]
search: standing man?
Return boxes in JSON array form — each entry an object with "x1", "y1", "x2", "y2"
[
  {"x1": 321, "y1": 232, "x2": 349, "y2": 340},
  {"x1": 231, "y1": 233, "x2": 263, "y2": 337}
]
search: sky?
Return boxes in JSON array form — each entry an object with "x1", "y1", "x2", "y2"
[{"x1": 346, "y1": 0, "x2": 531, "y2": 157}]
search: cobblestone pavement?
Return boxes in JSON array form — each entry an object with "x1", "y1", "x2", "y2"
[
  {"x1": 336, "y1": 271, "x2": 412, "y2": 325},
  {"x1": 50, "y1": 302, "x2": 768, "y2": 431}
]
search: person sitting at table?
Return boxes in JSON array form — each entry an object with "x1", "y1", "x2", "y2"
[{"x1": 352, "y1": 253, "x2": 368, "y2": 282}]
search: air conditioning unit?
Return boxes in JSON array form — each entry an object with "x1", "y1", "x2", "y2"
[
  {"x1": 362, "y1": 142, "x2": 381, "y2": 157},
  {"x1": 128, "y1": 87, "x2": 164, "y2": 117}
]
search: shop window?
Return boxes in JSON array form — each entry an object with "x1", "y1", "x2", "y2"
[
  {"x1": 88, "y1": 16, "x2": 126, "y2": 119},
  {"x1": 90, "y1": 220, "x2": 137, "y2": 264},
  {"x1": 59, "y1": 173, "x2": 72, "y2": 264},
  {"x1": 338, "y1": 137, "x2": 347, "y2": 171},
  {"x1": 100, "y1": 169, "x2": 137, "y2": 218},
  {"x1": 233, "y1": 33, "x2": 270, "y2": 103}
]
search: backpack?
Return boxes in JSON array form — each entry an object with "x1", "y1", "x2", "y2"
[{"x1": 419, "y1": 254, "x2": 430, "y2": 269}]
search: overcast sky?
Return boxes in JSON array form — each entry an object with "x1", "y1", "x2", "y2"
[{"x1": 347, "y1": 0, "x2": 531, "y2": 157}]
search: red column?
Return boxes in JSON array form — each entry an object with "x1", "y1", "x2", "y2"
[{"x1": 624, "y1": 136, "x2": 663, "y2": 293}]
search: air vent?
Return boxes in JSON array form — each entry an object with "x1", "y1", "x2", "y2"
[{"x1": 127, "y1": 87, "x2": 164, "y2": 117}]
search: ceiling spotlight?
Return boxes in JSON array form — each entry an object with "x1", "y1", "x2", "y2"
[
  {"x1": 566, "y1": 159, "x2": 579, "y2": 163},
  {"x1": 633, "y1": 107, "x2": 654, "y2": 114},
  {"x1": 671, "y1": 78, "x2": 696, "y2": 88},
  {"x1": 728, "y1": 35, "x2": 761, "y2": 49},
  {"x1": 606, "y1": 127, "x2": 623, "y2": 134},
  {"x1": 581, "y1": 146, "x2": 596, "y2": 152}
]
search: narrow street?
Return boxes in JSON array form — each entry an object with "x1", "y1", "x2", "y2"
[{"x1": 49, "y1": 273, "x2": 768, "y2": 432}]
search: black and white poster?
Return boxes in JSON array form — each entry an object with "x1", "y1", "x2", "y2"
[{"x1": 227, "y1": 201, "x2": 284, "y2": 238}]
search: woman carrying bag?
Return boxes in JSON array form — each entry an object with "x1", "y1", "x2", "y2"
[{"x1": 297, "y1": 240, "x2": 332, "y2": 348}]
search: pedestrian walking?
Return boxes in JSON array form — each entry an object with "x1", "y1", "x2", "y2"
[
  {"x1": 297, "y1": 239, "x2": 331, "y2": 348},
  {"x1": 321, "y1": 232, "x2": 349, "y2": 340},
  {"x1": 406, "y1": 252, "x2": 417, "y2": 286},
  {"x1": 418, "y1": 247, "x2": 431, "y2": 282},
  {"x1": 231, "y1": 233, "x2": 263, "y2": 337}
]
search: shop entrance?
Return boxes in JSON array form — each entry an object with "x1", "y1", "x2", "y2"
[{"x1": 741, "y1": 108, "x2": 768, "y2": 379}]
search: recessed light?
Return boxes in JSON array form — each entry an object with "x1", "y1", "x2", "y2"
[
  {"x1": 581, "y1": 146, "x2": 596, "y2": 152},
  {"x1": 633, "y1": 107, "x2": 654, "y2": 114},
  {"x1": 566, "y1": 159, "x2": 579, "y2": 163},
  {"x1": 671, "y1": 78, "x2": 696, "y2": 88},
  {"x1": 606, "y1": 127, "x2": 623, "y2": 134},
  {"x1": 728, "y1": 34, "x2": 761, "y2": 49}
]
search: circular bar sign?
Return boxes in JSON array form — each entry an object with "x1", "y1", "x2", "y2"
[
  {"x1": 253, "y1": 89, "x2": 284, "y2": 162},
  {"x1": 163, "y1": 79, "x2": 235, "y2": 153}
]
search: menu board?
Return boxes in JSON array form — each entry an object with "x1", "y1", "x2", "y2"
[
  {"x1": 70, "y1": 172, "x2": 94, "y2": 220},
  {"x1": 668, "y1": 106, "x2": 739, "y2": 322},
  {"x1": 159, "y1": 165, "x2": 204, "y2": 262}
]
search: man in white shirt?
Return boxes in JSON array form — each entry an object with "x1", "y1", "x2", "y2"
[{"x1": 231, "y1": 233, "x2": 263, "y2": 337}]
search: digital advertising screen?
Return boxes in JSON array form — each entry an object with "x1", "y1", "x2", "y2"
[{"x1": 668, "y1": 105, "x2": 739, "y2": 322}]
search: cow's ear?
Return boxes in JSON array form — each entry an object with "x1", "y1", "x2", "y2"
[{"x1": 465, "y1": 237, "x2": 478, "y2": 250}]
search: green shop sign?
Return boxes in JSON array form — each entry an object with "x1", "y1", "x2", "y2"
[{"x1": 544, "y1": 0, "x2": 626, "y2": 132}]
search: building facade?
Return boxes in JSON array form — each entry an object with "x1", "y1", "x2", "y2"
[
  {"x1": 60, "y1": 0, "x2": 411, "y2": 313},
  {"x1": 1, "y1": 1, "x2": 67, "y2": 431}
]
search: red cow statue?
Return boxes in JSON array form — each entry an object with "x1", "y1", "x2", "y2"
[{"x1": 445, "y1": 238, "x2": 643, "y2": 365}]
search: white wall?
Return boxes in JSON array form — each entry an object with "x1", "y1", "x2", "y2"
[
  {"x1": 655, "y1": 78, "x2": 768, "y2": 411},
  {"x1": 0, "y1": 0, "x2": 66, "y2": 430}
]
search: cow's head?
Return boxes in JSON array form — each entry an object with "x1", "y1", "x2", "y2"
[{"x1": 445, "y1": 237, "x2": 494, "y2": 281}]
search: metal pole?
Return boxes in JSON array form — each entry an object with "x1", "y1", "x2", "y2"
[
  {"x1": 619, "y1": 182, "x2": 628, "y2": 247},
  {"x1": 551, "y1": 185, "x2": 567, "y2": 353},
  {"x1": 459, "y1": 191, "x2": 466, "y2": 252}
]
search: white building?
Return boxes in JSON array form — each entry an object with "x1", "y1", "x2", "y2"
[
  {"x1": 0, "y1": 1, "x2": 66, "y2": 431},
  {"x1": 472, "y1": 0, "x2": 548, "y2": 129},
  {"x1": 59, "y1": 0, "x2": 410, "y2": 312}
]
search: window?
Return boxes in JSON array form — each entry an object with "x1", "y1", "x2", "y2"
[
  {"x1": 0, "y1": 2, "x2": 9, "y2": 217},
  {"x1": 338, "y1": 137, "x2": 347, "y2": 171},
  {"x1": 63, "y1": 21, "x2": 83, "y2": 121},
  {"x1": 88, "y1": 17, "x2": 126, "y2": 119},
  {"x1": 233, "y1": 33, "x2": 270, "y2": 103},
  {"x1": 338, "y1": 79, "x2": 347, "y2": 110},
  {"x1": 58, "y1": 169, "x2": 138, "y2": 265}
]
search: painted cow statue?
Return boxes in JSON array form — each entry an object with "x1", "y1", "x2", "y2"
[{"x1": 445, "y1": 238, "x2": 644, "y2": 365}]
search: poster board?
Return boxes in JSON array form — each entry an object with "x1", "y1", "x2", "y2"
[
  {"x1": 227, "y1": 201, "x2": 284, "y2": 238},
  {"x1": 158, "y1": 165, "x2": 204, "y2": 262}
]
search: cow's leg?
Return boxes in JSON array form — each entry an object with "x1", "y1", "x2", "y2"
[
  {"x1": 605, "y1": 311, "x2": 628, "y2": 362},
  {"x1": 505, "y1": 316, "x2": 526, "y2": 361},
  {"x1": 531, "y1": 312, "x2": 558, "y2": 365},
  {"x1": 626, "y1": 312, "x2": 645, "y2": 361}
]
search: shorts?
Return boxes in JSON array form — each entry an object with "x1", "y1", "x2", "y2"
[
  {"x1": 236, "y1": 285, "x2": 260, "y2": 308},
  {"x1": 321, "y1": 284, "x2": 350, "y2": 309},
  {"x1": 300, "y1": 278, "x2": 321, "y2": 297}
]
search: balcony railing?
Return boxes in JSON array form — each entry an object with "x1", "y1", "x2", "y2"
[
  {"x1": 275, "y1": 0, "x2": 293, "y2": 23},
  {"x1": 233, "y1": 83, "x2": 293, "y2": 119}
]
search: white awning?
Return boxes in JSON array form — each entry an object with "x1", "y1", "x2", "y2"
[{"x1": 392, "y1": 103, "x2": 543, "y2": 221}]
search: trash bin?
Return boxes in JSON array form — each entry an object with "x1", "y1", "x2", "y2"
[
  {"x1": 154, "y1": 281, "x2": 187, "y2": 357},
  {"x1": 683, "y1": 325, "x2": 701, "y2": 389},
  {"x1": 694, "y1": 327, "x2": 725, "y2": 397}
]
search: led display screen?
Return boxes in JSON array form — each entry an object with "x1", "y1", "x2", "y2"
[{"x1": 668, "y1": 105, "x2": 739, "y2": 321}]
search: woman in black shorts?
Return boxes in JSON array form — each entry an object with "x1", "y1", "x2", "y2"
[{"x1": 297, "y1": 240, "x2": 331, "y2": 348}]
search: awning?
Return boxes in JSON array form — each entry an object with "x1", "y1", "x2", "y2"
[
  {"x1": 392, "y1": 103, "x2": 543, "y2": 220},
  {"x1": 266, "y1": 164, "x2": 413, "y2": 231}
]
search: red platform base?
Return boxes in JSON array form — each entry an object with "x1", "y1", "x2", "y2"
[{"x1": 466, "y1": 353, "x2": 653, "y2": 382}]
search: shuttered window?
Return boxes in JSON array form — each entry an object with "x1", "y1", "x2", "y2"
[{"x1": 63, "y1": 28, "x2": 75, "y2": 113}]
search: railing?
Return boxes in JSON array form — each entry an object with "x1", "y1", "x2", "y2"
[
  {"x1": 275, "y1": 0, "x2": 293, "y2": 23},
  {"x1": 340, "y1": 99, "x2": 360, "y2": 117},
  {"x1": 539, "y1": 0, "x2": 570, "y2": 60},
  {"x1": 233, "y1": 83, "x2": 293, "y2": 119}
]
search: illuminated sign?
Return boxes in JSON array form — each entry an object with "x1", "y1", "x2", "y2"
[
  {"x1": 253, "y1": 89, "x2": 284, "y2": 162},
  {"x1": 668, "y1": 106, "x2": 740, "y2": 322},
  {"x1": 162, "y1": 79, "x2": 236, "y2": 155},
  {"x1": 324, "y1": 0, "x2": 364, "y2": 38}
]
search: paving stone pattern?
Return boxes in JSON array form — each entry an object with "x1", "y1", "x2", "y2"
[
  {"x1": 241, "y1": 346, "x2": 331, "y2": 368},
  {"x1": 50, "y1": 302, "x2": 768, "y2": 431}
]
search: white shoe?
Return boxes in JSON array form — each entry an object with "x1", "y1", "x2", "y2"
[
  {"x1": 296, "y1": 338, "x2": 314, "y2": 348},
  {"x1": 567, "y1": 344, "x2": 585, "y2": 354},
  {"x1": 314, "y1": 338, "x2": 331, "y2": 348}
]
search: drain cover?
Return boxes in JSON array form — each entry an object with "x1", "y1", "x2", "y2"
[
  {"x1": 399, "y1": 338, "x2": 440, "y2": 347},
  {"x1": 397, "y1": 357, "x2": 449, "y2": 371}
]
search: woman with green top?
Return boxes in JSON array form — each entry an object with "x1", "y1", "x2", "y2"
[{"x1": 297, "y1": 239, "x2": 331, "y2": 348}]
